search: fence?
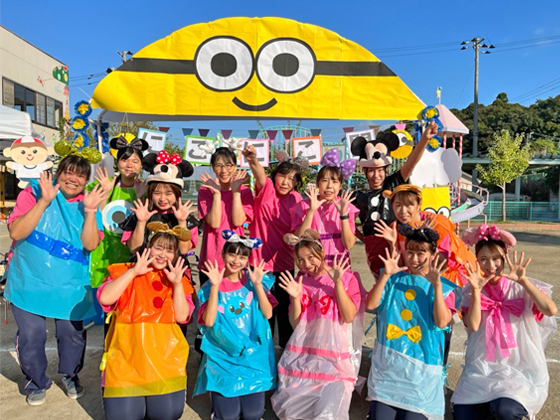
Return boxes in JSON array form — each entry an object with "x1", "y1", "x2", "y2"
[{"x1": 473, "y1": 201, "x2": 559, "y2": 222}]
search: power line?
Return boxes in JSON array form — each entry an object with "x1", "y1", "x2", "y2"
[
  {"x1": 454, "y1": 64, "x2": 475, "y2": 108},
  {"x1": 511, "y1": 76, "x2": 560, "y2": 102}
]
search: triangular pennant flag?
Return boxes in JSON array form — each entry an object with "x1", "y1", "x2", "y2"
[
  {"x1": 342, "y1": 127, "x2": 354, "y2": 133},
  {"x1": 248, "y1": 129, "x2": 260, "y2": 139},
  {"x1": 182, "y1": 128, "x2": 193, "y2": 136},
  {"x1": 394, "y1": 123, "x2": 406, "y2": 130},
  {"x1": 266, "y1": 130, "x2": 278, "y2": 141},
  {"x1": 369, "y1": 125, "x2": 381, "y2": 136},
  {"x1": 159, "y1": 126, "x2": 170, "y2": 132},
  {"x1": 221, "y1": 129, "x2": 232, "y2": 140},
  {"x1": 199, "y1": 129, "x2": 210, "y2": 137},
  {"x1": 310, "y1": 129, "x2": 322, "y2": 137},
  {"x1": 282, "y1": 130, "x2": 293, "y2": 142}
]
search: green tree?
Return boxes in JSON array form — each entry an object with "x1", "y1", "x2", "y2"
[
  {"x1": 107, "y1": 121, "x2": 158, "y2": 138},
  {"x1": 476, "y1": 130, "x2": 530, "y2": 221},
  {"x1": 529, "y1": 138, "x2": 558, "y2": 156}
]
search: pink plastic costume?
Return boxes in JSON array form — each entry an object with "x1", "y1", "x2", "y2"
[{"x1": 271, "y1": 270, "x2": 365, "y2": 420}]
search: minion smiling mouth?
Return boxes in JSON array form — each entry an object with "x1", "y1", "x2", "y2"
[{"x1": 232, "y1": 97, "x2": 277, "y2": 111}]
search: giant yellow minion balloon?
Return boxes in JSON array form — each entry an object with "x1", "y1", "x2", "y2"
[{"x1": 91, "y1": 17, "x2": 424, "y2": 120}]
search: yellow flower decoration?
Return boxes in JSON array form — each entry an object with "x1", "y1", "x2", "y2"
[
  {"x1": 71, "y1": 118, "x2": 86, "y2": 130},
  {"x1": 77, "y1": 103, "x2": 90, "y2": 115}
]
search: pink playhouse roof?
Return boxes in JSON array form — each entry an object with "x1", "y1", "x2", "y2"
[{"x1": 436, "y1": 104, "x2": 469, "y2": 135}]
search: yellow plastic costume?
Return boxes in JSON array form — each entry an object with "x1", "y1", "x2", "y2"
[{"x1": 101, "y1": 263, "x2": 193, "y2": 397}]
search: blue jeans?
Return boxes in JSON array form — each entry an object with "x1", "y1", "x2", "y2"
[
  {"x1": 211, "y1": 391, "x2": 265, "y2": 420},
  {"x1": 103, "y1": 390, "x2": 186, "y2": 420}
]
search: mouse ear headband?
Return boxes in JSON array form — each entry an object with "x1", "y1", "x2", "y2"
[
  {"x1": 283, "y1": 229, "x2": 322, "y2": 247},
  {"x1": 147, "y1": 221, "x2": 192, "y2": 242},
  {"x1": 320, "y1": 148, "x2": 356, "y2": 180},
  {"x1": 398, "y1": 224, "x2": 439, "y2": 250},
  {"x1": 275, "y1": 150, "x2": 309, "y2": 171},
  {"x1": 460, "y1": 224, "x2": 516, "y2": 252},
  {"x1": 222, "y1": 230, "x2": 262, "y2": 249}
]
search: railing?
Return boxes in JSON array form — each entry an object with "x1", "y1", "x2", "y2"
[{"x1": 472, "y1": 201, "x2": 559, "y2": 222}]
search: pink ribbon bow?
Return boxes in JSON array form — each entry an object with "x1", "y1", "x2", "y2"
[
  {"x1": 155, "y1": 150, "x2": 182, "y2": 165},
  {"x1": 320, "y1": 148, "x2": 356, "y2": 180},
  {"x1": 480, "y1": 278, "x2": 525, "y2": 362},
  {"x1": 476, "y1": 224, "x2": 501, "y2": 242}
]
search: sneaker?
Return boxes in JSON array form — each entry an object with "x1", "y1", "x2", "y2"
[
  {"x1": 61, "y1": 375, "x2": 85, "y2": 399},
  {"x1": 26, "y1": 389, "x2": 46, "y2": 406}
]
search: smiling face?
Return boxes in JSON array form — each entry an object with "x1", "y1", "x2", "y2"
[
  {"x1": 91, "y1": 17, "x2": 424, "y2": 121},
  {"x1": 148, "y1": 235, "x2": 178, "y2": 270},
  {"x1": 212, "y1": 156, "x2": 236, "y2": 186},
  {"x1": 316, "y1": 167, "x2": 342, "y2": 203},
  {"x1": 392, "y1": 193, "x2": 421, "y2": 225},
  {"x1": 150, "y1": 183, "x2": 177, "y2": 211},
  {"x1": 117, "y1": 152, "x2": 142, "y2": 182},
  {"x1": 364, "y1": 166, "x2": 389, "y2": 190},
  {"x1": 295, "y1": 244, "x2": 325, "y2": 276},
  {"x1": 274, "y1": 170, "x2": 297, "y2": 195},
  {"x1": 57, "y1": 169, "x2": 88, "y2": 198},
  {"x1": 11, "y1": 145, "x2": 49, "y2": 166},
  {"x1": 404, "y1": 241, "x2": 433, "y2": 275},
  {"x1": 476, "y1": 244, "x2": 505, "y2": 283}
]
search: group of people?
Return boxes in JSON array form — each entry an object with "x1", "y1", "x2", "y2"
[{"x1": 3, "y1": 124, "x2": 557, "y2": 420}]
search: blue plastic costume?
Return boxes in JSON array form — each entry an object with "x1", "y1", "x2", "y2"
[
  {"x1": 367, "y1": 270, "x2": 461, "y2": 420},
  {"x1": 193, "y1": 272, "x2": 277, "y2": 397},
  {"x1": 5, "y1": 179, "x2": 101, "y2": 320}
]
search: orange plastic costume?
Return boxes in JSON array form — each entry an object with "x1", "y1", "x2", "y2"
[
  {"x1": 395, "y1": 212, "x2": 476, "y2": 286},
  {"x1": 102, "y1": 263, "x2": 194, "y2": 398}
]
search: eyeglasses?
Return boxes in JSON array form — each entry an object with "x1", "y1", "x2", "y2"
[{"x1": 213, "y1": 163, "x2": 236, "y2": 171}]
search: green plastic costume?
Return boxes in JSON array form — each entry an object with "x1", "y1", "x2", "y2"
[{"x1": 88, "y1": 180, "x2": 138, "y2": 287}]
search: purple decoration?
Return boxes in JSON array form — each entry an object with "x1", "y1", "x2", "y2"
[{"x1": 320, "y1": 148, "x2": 356, "y2": 180}]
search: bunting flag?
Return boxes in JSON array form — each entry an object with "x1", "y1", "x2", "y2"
[
  {"x1": 266, "y1": 130, "x2": 278, "y2": 141},
  {"x1": 310, "y1": 129, "x2": 322, "y2": 137},
  {"x1": 394, "y1": 123, "x2": 406, "y2": 130},
  {"x1": 282, "y1": 129, "x2": 293, "y2": 142},
  {"x1": 369, "y1": 125, "x2": 381, "y2": 136},
  {"x1": 221, "y1": 129, "x2": 233, "y2": 140},
  {"x1": 199, "y1": 129, "x2": 210, "y2": 137},
  {"x1": 342, "y1": 127, "x2": 354, "y2": 133},
  {"x1": 182, "y1": 128, "x2": 193, "y2": 136},
  {"x1": 158, "y1": 126, "x2": 170, "y2": 132},
  {"x1": 248, "y1": 129, "x2": 260, "y2": 139}
]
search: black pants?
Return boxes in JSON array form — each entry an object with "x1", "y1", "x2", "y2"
[
  {"x1": 211, "y1": 391, "x2": 265, "y2": 420},
  {"x1": 11, "y1": 304, "x2": 86, "y2": 393},
  {"x1": 453, "y1": 397, "x2": 528, "y2": 420},
  {"x1": 268, "y1": 270, "x2": 295, "y2": 348},
  {"x1": 369, "y1": 401, "x2": 428, "y2": 420},
  {"x1": 103, "y1": 389, "x2": 186, "y2": 420}
]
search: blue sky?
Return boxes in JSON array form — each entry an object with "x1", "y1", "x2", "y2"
[{"x1": 2, "y1": 0, "x2": 560, "y2": 144}]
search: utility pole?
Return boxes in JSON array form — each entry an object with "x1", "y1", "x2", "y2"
[
  {"x1": 117, "y1": 50, "x2": 134, "y2": 63},
  {"x1": 461, "y1": 38, "x2": 494, "y2": 183}
]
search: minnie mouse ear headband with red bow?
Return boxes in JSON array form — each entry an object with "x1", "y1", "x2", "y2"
[
  {"x1": 284, "y1": 229, "x2": 323, "y2": 247},
  {"x1": 320, "y1": 149, "x2": 356, "y2": 180},
  {"x1": 142, "y1": 150, "x2": 194, "y2": 188},
  {"x1": 109, "y1": 135, "x2": 149, "y2": 158},
  {"x1": 350, "y1": 132, "x2": 400, "y2": 168},
  {"x1": 222, "y1": 230, "x2": 262, "y2": 249},
  {"x1": 461, "y1": 224, "x2": 516, "y2": 252}
]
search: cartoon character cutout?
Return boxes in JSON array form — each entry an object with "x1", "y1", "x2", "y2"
[
  {"x1": 350, "y1": 132, "x2": 400, "y2": 168},
  {"x1": 3, "y1": 136, "x2": 54, "y2": 188},
  {"x1": 217, "y1": 292, "x2": 254, "y2": 319}
]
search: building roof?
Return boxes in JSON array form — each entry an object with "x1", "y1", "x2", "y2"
[
  {"x1": 0, "y1": 25, "x2": 67, "y2": 66},
  {"x1": 436, "y1": 104, "x2": 469, "y2": 135}
]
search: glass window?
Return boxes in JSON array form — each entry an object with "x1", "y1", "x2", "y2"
[
  {"x1": 26, "y1": 89, "x2": 36, "y2": 122},
  {"x1": 54, "y1": 100, "x2": 63, "y2": 126},
  {"x1": 36, "y1": 93, "x2": 46, "y2": 125},
  {"x1": 14, "y1": 84, "x2": 25, "y2": 113},
  {"x1": 2, "y1": 79, "x2": 15, "y2": 107},
  {"x1": 46, "y1": 97, "x2": 55, "y2": 127}
]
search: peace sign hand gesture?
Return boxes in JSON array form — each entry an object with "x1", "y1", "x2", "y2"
[
  {"x1": 278, "y1": 270, "x2": 303, "y2": 299},
  {"x1": 164, "y1": 257, "x2": 187, "y2": 285},
  {"x1": 172, "y1": 198, "x2": 194, "y2": 223},
  {"x1": 247, "y1": 260, "x2": 269, "y2": 287},
  {"x1": 304, "y1": 184, "x2": 326, "y2": 212},
  {"x1": 505, "y1": 250, "x2": 531, "y2": 284},
  {"x1": 132, "y1": 198, "x2": 158, "y2": 222},
  {"x1": 132, "y1": 248, "x2": 155, "y2": 276}
]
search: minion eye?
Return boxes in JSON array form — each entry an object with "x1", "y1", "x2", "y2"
[
  {"x1": 195, "y1": 37, "x2": 254, "y2": 92},
  {"x1": 437, "y1": 206, "x2": 450, "y2": 218},
  {"x1": 256, "y1": 39, "x2": 315, "y2": 93}
]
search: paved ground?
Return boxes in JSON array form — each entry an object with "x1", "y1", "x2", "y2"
[{"x1": 1, "y1": 223, "x2": 560, "y2": 419}]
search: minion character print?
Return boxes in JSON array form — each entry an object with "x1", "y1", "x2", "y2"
[{"x1": 91, "y1": 17, "x2": 424, "y2": 120}]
